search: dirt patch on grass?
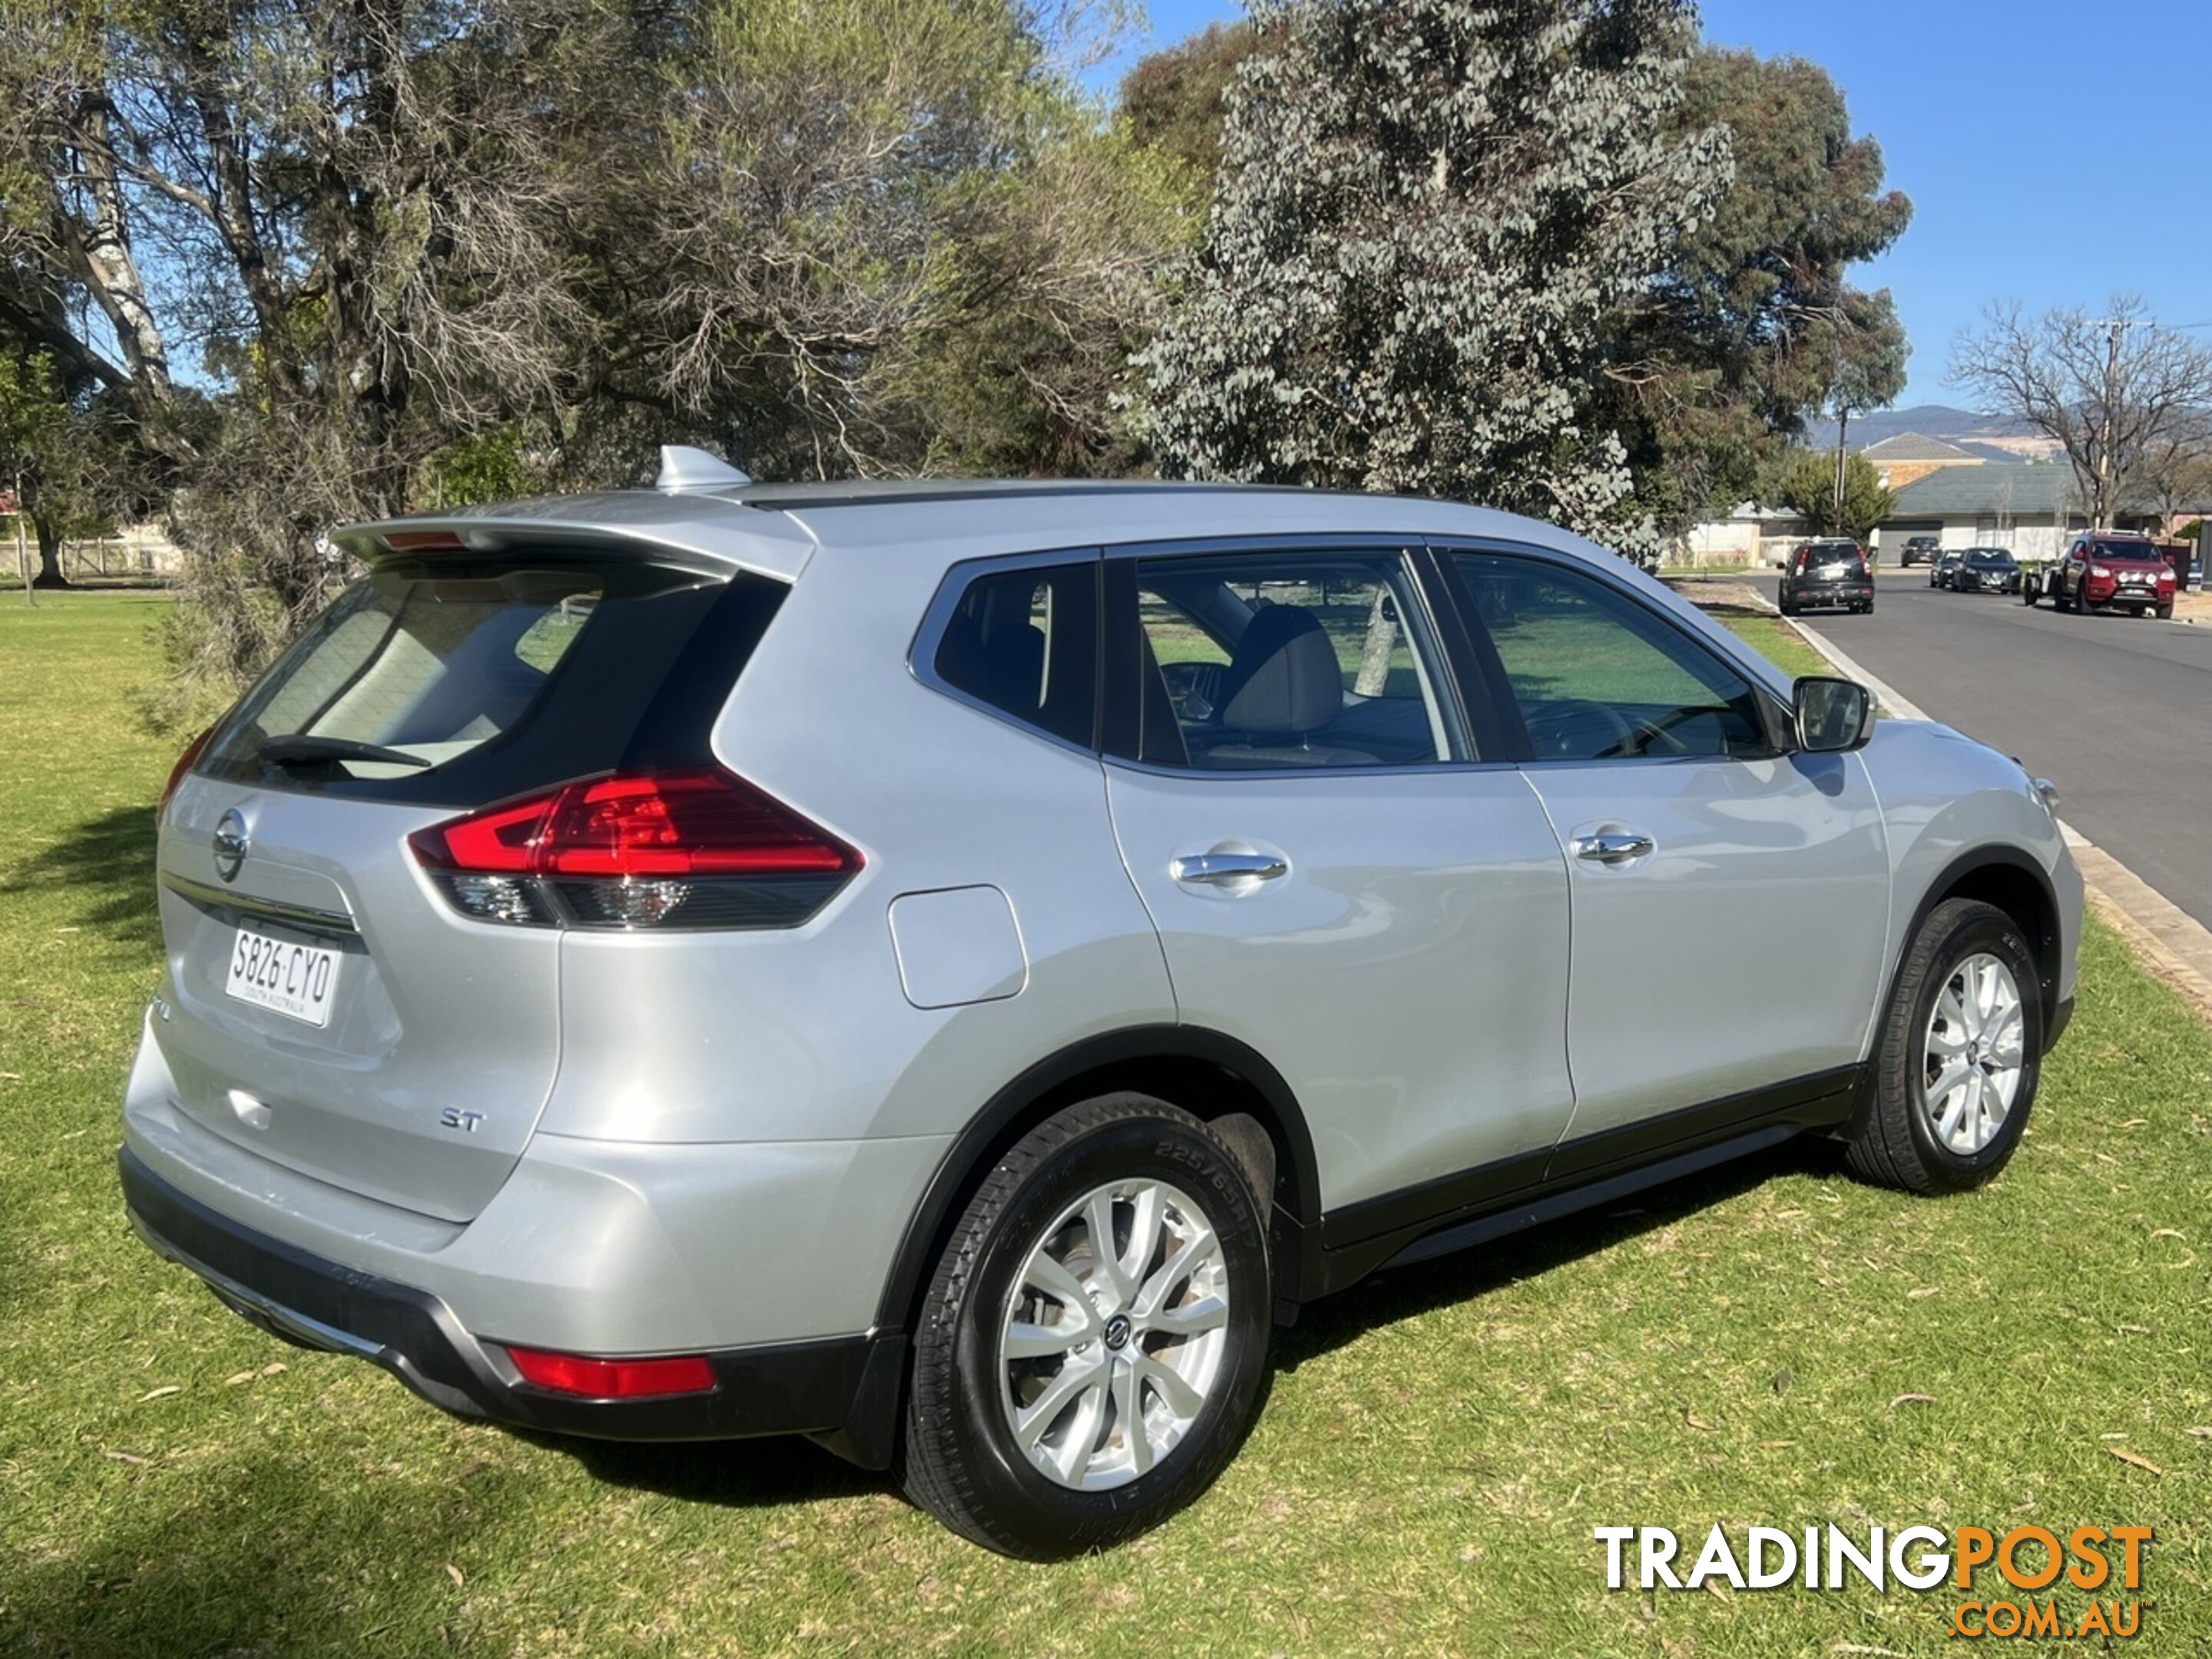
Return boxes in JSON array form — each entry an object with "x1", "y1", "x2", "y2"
[{"x1": 1659, "y1": 575, "x2": 1773, "y2": 618}]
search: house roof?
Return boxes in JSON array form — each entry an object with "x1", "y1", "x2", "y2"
[
  {"x1": 1883, "y1": 463, "x2": 2206, "y2": 519},
  {"x1": 1889, "y1": 465, "x2": 2073, "y2": 516},
  {"x1": 1859, "y1": 432, "x2": 1980, "y2": 463}
]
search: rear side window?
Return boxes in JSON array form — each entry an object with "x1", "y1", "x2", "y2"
[
  {"x1": 930, "y1": 561, "x2": 1098, "y2": 748},
  {"x1": 199, "y1": 556, "x2": 784, "y2": 803}
]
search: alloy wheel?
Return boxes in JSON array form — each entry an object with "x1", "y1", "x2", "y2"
[
  {"x1": 996, "y1": 1179, "x2": 1230, "y2": 1491},
  {"x1": 1922, "y1": 952, "x2": 2026, "y2": 1155}
]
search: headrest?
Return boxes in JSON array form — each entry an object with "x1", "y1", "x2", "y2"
[{"x1": 1219, "y1": 606, "x2": 1343, "y2": 735}]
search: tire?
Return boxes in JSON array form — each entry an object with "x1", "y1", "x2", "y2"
[
  {"x1": 2157, "y1": 602, "x2": 2175, "y2": 621},
  {"x1": 1845, "y1": 898, "x2": 2043, "y2": 1196},
  {"x1": 2021, "y1": 583, "x2": 2037, "y2": 605},
  {"x1": 901, "y1": 1094, "x2": 1273, "y2": 1558}
]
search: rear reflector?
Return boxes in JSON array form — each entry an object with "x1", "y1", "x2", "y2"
[
  {"x1": 505, "y1": 1346, "x2": 717, "y2": 1399},
  {"x1": 408, "y1": 768, "x2": 859, "y2": 930}
]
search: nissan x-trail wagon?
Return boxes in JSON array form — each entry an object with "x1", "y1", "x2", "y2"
[{"x1": 125, "y1": 457, "x2": 2081, "y2": 1558}]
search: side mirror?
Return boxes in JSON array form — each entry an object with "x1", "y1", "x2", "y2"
[{"x1": 1793, "y1": 676, "x2": 1874, "y2": 753}]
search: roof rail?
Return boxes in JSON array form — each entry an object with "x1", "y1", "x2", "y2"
[{"x1": 657, "y1": 445, "x2": 752, "y2": 493}]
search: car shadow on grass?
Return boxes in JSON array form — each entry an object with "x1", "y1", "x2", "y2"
[
  {"x1": 1270, "y1": 1137, "x2": 1838, "y2": 1373},
  {"x1": 3, "y1": 800, "x2": 161, "y2": 949},
  {"x1": 527, "y1": 1426, "x2": 883, "y2": 1511}
]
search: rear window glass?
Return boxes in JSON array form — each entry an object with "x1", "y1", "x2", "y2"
[
  {"x1": 210, "y1": 570, "x2": 603, "y2": 780},
  {"x1": 198, "y1": 557, "x2": 781, "y2": 803}
]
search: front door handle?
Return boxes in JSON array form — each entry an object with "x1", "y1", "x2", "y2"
[
  {"x1": 1571, "y1": 830, "x2": 1655, "y2": 865},
  {"x1": 1171, "y1": 851, "x2": 1290, "y2": 886}
]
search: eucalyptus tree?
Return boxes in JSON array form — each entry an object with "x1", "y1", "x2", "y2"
[{"x1": 1131, "y1": 0, "x2": 1731, "y2": 555}]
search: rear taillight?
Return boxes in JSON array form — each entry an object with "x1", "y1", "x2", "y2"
[
  {"x1": 505, "y1": 1346, "x2": 717, "y2": 1399},
  {"x1": 407, "y1": 768, "x2": 860, "y2": 930},
  {"x1": 158, "y1": 727, "x2": 214, "y2": 818}
]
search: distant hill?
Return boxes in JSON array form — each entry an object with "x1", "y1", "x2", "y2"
[{"x1": 1805, "y1": 404, "x2": 2056, "y2": 459}]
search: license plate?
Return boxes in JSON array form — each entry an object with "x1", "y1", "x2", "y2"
[{"x1": 225, "y1": 927, "x2": 342, "y2": 1027}]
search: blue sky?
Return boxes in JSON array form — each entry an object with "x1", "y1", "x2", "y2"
[{"x1": 1100, "y1": 2, "x2": 2212, "y2": 406}]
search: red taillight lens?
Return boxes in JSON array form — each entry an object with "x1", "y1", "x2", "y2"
[
  {"x1": 409, "y1": 770, "x2": 859, "y2": 879},
  {"x1": 407, "y1": 769, "x2": 860, "y2": 929},
  {"x1": 410, "y1": 793, "x2": 555, "y2": 874},
  {"x1": 538, "y1": 771, "x2": 859, "y2": 877},
  {"x1": 159, "y1": 727, "x2": 214, "y2": 816},
  {"x1": 505, "y1": 1346, "x2": 717, "y2": 1399}
]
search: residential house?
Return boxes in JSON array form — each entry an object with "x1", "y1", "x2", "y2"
[{"x1": 1871, "y1": 464, "x2": 2160, "y2": 563}]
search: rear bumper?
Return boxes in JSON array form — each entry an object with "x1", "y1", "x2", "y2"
[
  {"x1": 1785, "y1": 582, "x2": 1872, "y2": 606},
  {"x1": 121, "y1": 1147, "x2": 906, "y2": 1463}
]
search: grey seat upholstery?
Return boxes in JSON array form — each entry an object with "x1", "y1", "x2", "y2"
[{"x1": 1200, "y1": 605, "x2": 1376, "y2": 768}]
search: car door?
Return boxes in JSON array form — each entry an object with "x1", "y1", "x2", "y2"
[
  {"x1": 1098, "y1": 542, "x2": 1576, "y2": 1214},
  {"x1": 1439, "y1": 545, "x2": 1891, "y2": 1175}
]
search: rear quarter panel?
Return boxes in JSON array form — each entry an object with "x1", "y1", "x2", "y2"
[{"x1": 535, "y1": 541, "x2": 1177, "y2": 1147}]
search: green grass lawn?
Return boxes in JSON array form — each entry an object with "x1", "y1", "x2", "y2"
[
  {"x1": 2, "y1": 596, "x2": 2208, "y2": 1655},
  {"x1": 1716, "y1": 612, "x2": 1833, "y2": 684}
]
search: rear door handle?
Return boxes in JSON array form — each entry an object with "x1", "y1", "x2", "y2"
[
  {"x1": 1570, "y1": 830, "x2": 1655, "y2": 865},
  {"x1": 1171, "y1": 851, "x2": 1290, "y2": 886}
]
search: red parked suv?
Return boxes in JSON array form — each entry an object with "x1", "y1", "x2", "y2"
[{"x1": 2025, "y1": 531, "x2": 2177, "y2": 618}]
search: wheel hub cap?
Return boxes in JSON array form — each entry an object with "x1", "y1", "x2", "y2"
[
  {"x1": 1922, "y1": 952, "x2": 2025, "y2": 1156},
  {"x1": 997, "y1": 1178, "x2": 1230, "y2": 1492}
]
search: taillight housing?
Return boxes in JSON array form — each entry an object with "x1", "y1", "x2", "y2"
[
  {"x1": 408, "y1": 768, "x2": 861, "y2": 931},
  {"x1": 159, "y1": 726, "x2": 214, "y2": 819}
]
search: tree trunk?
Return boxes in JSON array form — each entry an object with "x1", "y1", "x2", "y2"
[
  {"x1": 1353, "y1": 588, "x2": 1398, "y2": 697},
  {"x1": 30, "y1": 514, "x2": 69, "y2": 588}
]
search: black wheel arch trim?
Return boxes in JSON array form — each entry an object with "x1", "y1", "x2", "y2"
[
  {"x1": 870, "y1": 1025, "x2": 1324, "y2": 1337},
  {"x1": 1906, "y1": 843, "x2": 2063, "y2": 1028},
  {"x1": 1839, "y1": 843, "x2": 2065, "y2": 1140}
]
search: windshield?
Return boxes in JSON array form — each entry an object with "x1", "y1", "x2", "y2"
[
  {"x1": 2089, "y1": 541, "x2": 2163, "y2": 565},
  {"x1": 1966, "y1": 551, "x2": 2015, "y2": 568}
]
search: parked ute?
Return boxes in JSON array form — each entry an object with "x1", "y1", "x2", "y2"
[
  {"x1": 1949, "y1": 548, "x2": 2021, "y2": 594},
  {"x1": 124, "y1": 460, "x2": 2081, "y2": 1558},
  {"x1": 1777, "y1": 538, "x2": 1874, "y2": 615},
  {"x1": 2025, "y1": 531, "x2": 2177, "y2": 617}
]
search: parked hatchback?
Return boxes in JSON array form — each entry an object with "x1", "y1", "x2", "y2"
[
  {"x1": 125, "y1": 459, "x2": 2080, "y2": 1558},
  {"x1": 1777, "y1": 538, "x2": 1873, "y2": 615}
]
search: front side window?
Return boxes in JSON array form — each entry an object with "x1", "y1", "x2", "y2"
[
  {"x1": 1451, "y1": 551, "x2": 1773, "y2": 762},
  {"x1": 1125, "y1": 551, "x2": 1456, "y2": 770}
]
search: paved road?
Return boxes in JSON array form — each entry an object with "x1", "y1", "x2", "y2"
[{"x1": 1740, "y1": 570, "x2": 2212, "y2": 931}]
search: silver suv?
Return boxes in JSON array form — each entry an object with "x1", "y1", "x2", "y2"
[{"x1": 124, "y1": 457, "x2": 2081, "y2": 1558}]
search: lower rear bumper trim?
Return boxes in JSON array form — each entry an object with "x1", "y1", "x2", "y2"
[{"x1": 119, "y1": 1146, "x2": 904, "y2": 1465}]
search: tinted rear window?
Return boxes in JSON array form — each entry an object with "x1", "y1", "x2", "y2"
[
  {"x1": 198, "y1": 555, "x2": 785, "y2": 804},
  {"x1": 931, "y1": 561, "x2": 1098, "y2": 747}
]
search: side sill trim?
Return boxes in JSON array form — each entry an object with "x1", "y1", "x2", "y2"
[{"x1": 1306, "y1": 1066, "x2": 1861, "y2": 1299}]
